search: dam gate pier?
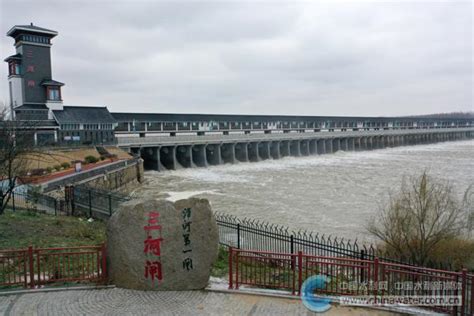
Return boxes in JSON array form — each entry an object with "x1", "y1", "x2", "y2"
[{"x1": 121, "y1": 128, "x2": 474, "y2": 171}]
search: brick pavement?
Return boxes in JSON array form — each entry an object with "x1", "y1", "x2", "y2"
[{"x1": 0, "y1": 288, "x2": 403, "y2": 316}]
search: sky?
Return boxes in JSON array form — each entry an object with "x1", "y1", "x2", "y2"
[{"x1": 0, "y1": 0, "x2": 472, "y2": 116}]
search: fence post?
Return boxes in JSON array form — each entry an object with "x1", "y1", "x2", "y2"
[
  {"x1": 12, "y1": 190, "x2": 15, "y2": 212},
  {"x1": 298, "y1": 251, "x2": 303, "y2": 295},
  {"x1": 228, "y1": 247, "x2": 233, "y2": 289},
  {"x1": 290, "y1": 235, "x2": 294, "y2": 254},
  {"x1": 88, "y1": 189, "x2": 92, "y2": 218},
  {"x1": 237, "y1": 223, "x2": 240, "y2": 249},
  {"x1": 235, "y1": 249, "x2": 239, "y2": 289},
  {"x1": 108, "y1": 195, "x2": 112, "y2": 217},
  {"x1": 101, "y1": 244, "x2": 107, "y2": 282},
  {"x1": 373, "y1": 257, "x2": 379, "y2": 301},
  {"x1": 461, "y1": 268, "x2": 467, "y2": 315},
  {"x1": 360, "y1": 249, "x2": 366, "y2": 283},
  {"x1": 291, "y1": 235, "x2": 295, "y2": 271},
  {"x1": 470, "y1": 275, "x2": 474, "y2": 316},
  {"x1": 54, "y1": 199, "x2": 57, "y2": 216},
  {"x1": 28, "y1": 246, "x2": 35, "y2": 288},
  {"x1": 70, "y1": 185, "x2": 75, "y2": 216}
]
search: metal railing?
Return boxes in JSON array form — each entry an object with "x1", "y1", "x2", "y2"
[
  {"x1": 71, "y1": 185, "x2": 130, "y2": 218},
  {"x1": 0, "y1": 245, "x2": 106, "y2": 289},
  {"x1": 228, "y1": 248, "x2": 474, "y2": 316},
  {"x1": 6, "y1": 191, "x2": 65, "y2": 216},
  {"x1": 117, "y1": 127, "x2": 474, "y2": 146},
  {"x1": 6, "y1": 192, "x2": 450, "y2": 270},
  {"x1": 215, "y1": 212, "x2": 447, "y2": 269}
]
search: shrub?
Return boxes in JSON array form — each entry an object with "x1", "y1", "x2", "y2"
[
  {"x1": 84, "y1": 155, "x2": 99, "y2": 164},
  {"x1": 211, "y1": 246, "x2": 229, "y2": 277},
  {"x1": 368, "y1": 172, "x2": 473, "y2": 267},
  {"x1": 54, "y1": 164, "x2": 62, "y2": 171},
  {"x1": 430, "y1": 238, "x2": 474, "y2": 270},
  {"x1": 100, "y1": 155, "x2": 106, "y2": 161},
  {"x1": 46, "y1": 167, "x2": 53, "y2": 173},
  {"x1": 61, "y1": 162, "x2": 71, "y2": 169}
]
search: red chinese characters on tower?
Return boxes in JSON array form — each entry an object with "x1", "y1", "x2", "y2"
[{"x1": 143, "y1": 211, "x2": 163, "y2": 283}]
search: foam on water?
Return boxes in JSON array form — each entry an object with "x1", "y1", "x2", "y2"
[
  {"x1": 138, "y1": 140, "x2": 474, "y2": 242},
  {"x1": 163, "y1": 190, "x2": 223, "y2": 202}
]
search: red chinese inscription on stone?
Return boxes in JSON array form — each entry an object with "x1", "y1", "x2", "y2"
[
  {"x1": 144, "y1": 211, "x2": 163, "y2": 283},
  {"x1": 144, "y1": 235, "x2": 163, "y2": 256},
  {"x1": 144, "y1": 260, "x2": 162, "y2": 282}
]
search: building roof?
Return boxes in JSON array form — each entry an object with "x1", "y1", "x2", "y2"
[
  {"x1": 7, "y1": 24, "x2": 58, "y2": 38},
  {"x1": 4, "y1": 53, "x2": 22, "y2": 62},
  {"x1": 53, "y1": 106, "x2": 117, "y2": 124},
  {"x1": 41, "y1": 79, "x2": 65, "y2": 86},
  {"x1": 111, "y1": 112, "x2": 474, "y2": 123},
  {"x1": 14, "y1": 103, "x2": 49, "y2": 110}
]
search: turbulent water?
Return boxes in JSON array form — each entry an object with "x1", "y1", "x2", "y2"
[{"x1": 133, "y1": 140, "x2": 474, "y2": 243}]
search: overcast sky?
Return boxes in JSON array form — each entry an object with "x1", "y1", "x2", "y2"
[{"x1": 0, "y1": 0, "x2": 472, "y2": 116}]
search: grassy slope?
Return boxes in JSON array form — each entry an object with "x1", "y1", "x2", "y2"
[{"x1": 0, "y1": 209, "x2": 106, "y2": 249}]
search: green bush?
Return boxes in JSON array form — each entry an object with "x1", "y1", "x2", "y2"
[
  {"x1": 84, "y1": 155, "x2": 99, "y2": 164},
  {"x1": 54, "y1": 164, "x2": 62, "y2": 171},
  {"x1": 211, "y1": 246, "x2": 229, "y2": 277},
  {"x1": 61, "y1": 162, "x2": 71, "y2": 169},
  {"x1": 46, "y1": 167, "x2": 53, "y2": 173},
  {"x1": 100, "y1": 155, "x2": 106, "y2": 161}
]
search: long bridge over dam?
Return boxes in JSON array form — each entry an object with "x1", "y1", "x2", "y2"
[{"x1": 117, "y1": 127, "x2": 474, "y2": 171}]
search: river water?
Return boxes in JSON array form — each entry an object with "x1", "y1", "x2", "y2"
[{"x1": 133, "y1": 140, "x2": 474, "y2": 243}]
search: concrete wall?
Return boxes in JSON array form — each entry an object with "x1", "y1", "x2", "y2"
[
  {"x1": 41, "y1": 158, "x2": 144, "y2": 192},
  {"x1": 78, "y1": 159, "x2": 144, "y2": 193}
]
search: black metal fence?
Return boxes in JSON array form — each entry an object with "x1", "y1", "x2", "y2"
[
  {"x1": 70, "y1": 185, "x2": 130, "y2": 219},
  {"x1": 7, "y1": 191, "x2": 65, "y2": 215},
  {"x1": 6, "y1": 185, "x2": 129, "y2": 219},
  {"x1": 215, "y1": 212, "x2": 451, "y2": 269}
]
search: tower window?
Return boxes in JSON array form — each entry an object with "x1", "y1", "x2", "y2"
[
  {"x1": 47, "y1": 87, "x2": 61, "y2": 101},
  {"x1": 8, "y1": 62, "x2": 20, "y2": 75}
]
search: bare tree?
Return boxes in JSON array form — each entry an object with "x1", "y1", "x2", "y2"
[
  {"x1": 368, "y1": 172, "x2": 472, "y2": 266},
  {"x1": 0, "y1": 107, "x2": 49, "y2": 215},
  {"x1": 464, "y1": 186, "x2": 474, "y2": 238}
]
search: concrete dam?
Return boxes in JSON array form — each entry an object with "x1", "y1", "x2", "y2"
[{"x1": 117, "y1": 128, "x2": 474, "y2": 171}]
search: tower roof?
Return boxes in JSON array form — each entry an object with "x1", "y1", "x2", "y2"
[
  {"x1": 41, "y1": 79, "x2": 65, "y2": 87},
  {"x1": 4, "y1": 53, "x2": 22, "y2": 62},
  {"x1": 6, "y1": 24, "x2": 58, "y2": 38}
]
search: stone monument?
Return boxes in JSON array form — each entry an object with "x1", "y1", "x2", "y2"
[{"x1": 107, "y1": 198, "x2": 219, "y2": 290}]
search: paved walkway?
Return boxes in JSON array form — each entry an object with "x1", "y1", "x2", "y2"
[{"x1": 0, "y1": 288, "x2": 401, "y2": 316}]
